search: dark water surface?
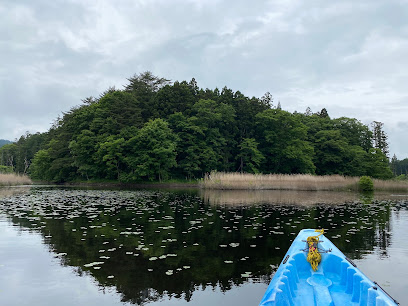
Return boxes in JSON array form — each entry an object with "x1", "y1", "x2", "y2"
[{"x1": 0, "y1": 186, "x2": 407, "y2": 305}]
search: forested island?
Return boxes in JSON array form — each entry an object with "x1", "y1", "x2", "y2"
[{"x1": 0, "y1": 72, "x2": 407, "y2": 183}]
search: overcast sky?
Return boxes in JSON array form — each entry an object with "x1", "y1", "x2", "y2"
[{"x1": 1, "y1": 0, "x2": 407, "y2": 158}]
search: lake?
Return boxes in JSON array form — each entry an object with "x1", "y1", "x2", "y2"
[{"x1": 0, "y1": 186, "x2": 407, "y2": 305}]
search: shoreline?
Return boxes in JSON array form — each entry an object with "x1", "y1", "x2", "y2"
[
  {"x1": 200, "y1": 172, "x2": 408, "y2": 192},
  {"x1": 3, "y1": 172, "x2": 406, "y2": 192},
  {"x1": 37, "y1": 181, "x2": 200, "y2": 189}
]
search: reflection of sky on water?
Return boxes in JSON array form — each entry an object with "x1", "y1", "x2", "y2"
[
  {"x1": 0, "y1": 187, "x2": 407, "y2": 305},
  {"x1": 0, "y1": 217, "x2": 129, "y2": 306},
  {"x1": 147, "y1": 282, "x2": 268, "y2": 306},
  {"x1": 354, "y1": 209, "x2": 408, "y2": 304}
]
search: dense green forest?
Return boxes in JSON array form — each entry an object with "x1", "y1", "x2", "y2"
[{"x1": 0, "y1": 72, "x2": 403, "y2": 182}]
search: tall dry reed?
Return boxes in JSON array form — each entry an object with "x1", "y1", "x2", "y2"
[
  {"x1": 0, "y1": 173, "x2": 32, "y2": 186},
  {"x1": 373, "y1": 179, "x2": 408, "y2": 191},
  {"x1": 201, "y1": 172, "x2": 359, "y2": 191},
  {"x1": 201, "y1": 172, "x2": 408, "y2": 191}
]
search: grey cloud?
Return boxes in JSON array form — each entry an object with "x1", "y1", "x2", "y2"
[{"x1": 0, "y1": 0, "x2": 407, "y2": 156}]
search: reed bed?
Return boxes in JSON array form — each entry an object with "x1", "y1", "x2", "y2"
[
  {"x1": 373, "y1": 179, "x2": 408, "y2": 191},
  {"x1": 0, "y1": 173, "x2": 32, "y2": 186},
  {"x1": 201, "y1": 172, "x2": 360, "y2": 191}
]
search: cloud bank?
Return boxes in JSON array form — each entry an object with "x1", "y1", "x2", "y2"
[{"x1": 1, "y1": 0, "x2": 407, "y2": 157}]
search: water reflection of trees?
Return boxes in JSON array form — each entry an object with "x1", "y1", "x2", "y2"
[{"x1": 0, "y1": 188, "x2": 406, "y2": 305}]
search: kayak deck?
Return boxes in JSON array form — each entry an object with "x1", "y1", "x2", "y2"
[{"x1": 259, "y1": 229, "x2": 398, "y2": 306}]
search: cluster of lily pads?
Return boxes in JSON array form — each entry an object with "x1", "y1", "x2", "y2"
[{"x1": 0, "y1": 187, "x2": 406, "y2": 304}]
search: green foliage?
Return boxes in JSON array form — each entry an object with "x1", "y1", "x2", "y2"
[
  {"x1": 0, "y1": 165, "x2": 13, "y2": 173},
  {"x1": 393, "y1": 157, "x2": 408, "y2": 176},
  {"x1": 125, "y1": 71, "x2": 171, "y2": 120},
  {"x1": 1, "y1": 71, "x2": 399, "y2": 182},
  {"x1": 125, "y1": 119, "x2": 178, "y2": 182},
  {"x1": 332, "y1": 117, "x2": 372, "y2": 151},
  {"x1": 97, "y1": 136, "x2": 125, "y2": 180},
  {"x1": 395, "y1": 174, "x2": 408, "y2": 181},
  {"x1": 30, "y1": 149, "x2": 52, "y2": 180},
  {"x1": 359, "y1": 176, "x2": 374, "y2": 191},
  {"x1": 371, "y1": 121, "x2": 389, "y2": 157},
  {"x1": 237, "y1": 138, "x2": 264, "y2": 173},
  {"x1": 256, "y1": 109, "x2": 315, "y2": 174},
  {"x1": 314, "y1": 130, "x2": 349, "y2": 175},
  {"x1": 365, "y1": 148, "x2": 393, "y2": 179},
  {"x1": 0, "y1": 143, "x2": 17, "y2": 171},
  {"x1": 97, "y1": 91, "x2": 143, "y2": 130},
  {"x1": 0, "y1": 134, "x2": 47, "y2": 175},
  {"x1": 69, "y1": 130, "x2": 98, "y2": 179},
  {"x1": 152, "y1": 81, "x2": 196, "y2": 118}
]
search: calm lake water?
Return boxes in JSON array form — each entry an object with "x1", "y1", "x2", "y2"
[{"x1": 0, "y1": 186, "x2": 407, "y2": 306}]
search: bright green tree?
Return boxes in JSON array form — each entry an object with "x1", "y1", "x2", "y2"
[
  {"x1": 189, "y1": 99, "x2": 236, "y2": 172},
  {"x1": 96, "y1": 136, "x2": 125, "y2": 180},
  {"x1": 365, "y1": 148, "x2": 393, "y2": 179},
  {"x1": 152, "y1": 81, "x2": 197, "y2": 118},
  {"x1": 125, "y1": 71, "x2": 171, "y2": 120},
  {"x1": 168, "y1": 112, "x2": 206, "y2": 179},
  {"x1": 333, "y1": 117, "x2": 372, "y2": 152},
  {"x1": 314, "y1": 130, "x2": 349, "y2": 175},
  {"x1": 126, "y1": 119, "x2": 178, "y2": 181},
  {"x1": 30, "y1": 149, "x2": 52, "y2": 180},
  {"x1": 237, "y1": 138, "x2": 264, "y2": 173},
  {"x1": 256, "y1": 109, "x2": 315, "y2": 174},
  {"x1": 97, "y1": 91, "x2": 143, "y2": 132},
  {"x1": 0, "y1": 143, "x2": 17, "y2": 172},
  {"x1": 69, "y1": 130, "x2": 98, "y2": 179}
]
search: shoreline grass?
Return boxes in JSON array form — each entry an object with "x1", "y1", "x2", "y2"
[
  {"x1": 373, "y1": 179, "x2": 408, "y2": 191},
  {"x1": 0, "y1": 173, "x2": 32, "y2": 186},
  {"x1": 201, "y1": 172, "x2": 408, "y2": 191},
  {"x1": 38, "y1": 177, "x2": 199, "y2": 185}
]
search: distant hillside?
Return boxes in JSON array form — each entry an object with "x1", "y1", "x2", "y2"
[{"x1": 0, "y1": 139, "x2": 12, "y2": 148}]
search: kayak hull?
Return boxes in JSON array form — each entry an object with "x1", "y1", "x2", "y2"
[{"x1": 259, "y1": 229, "x2": 399, "y2": 306}]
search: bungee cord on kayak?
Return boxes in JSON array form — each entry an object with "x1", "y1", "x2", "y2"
[{"x1": 306, "y1": 229, "x2": 325, "y2": 271}]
